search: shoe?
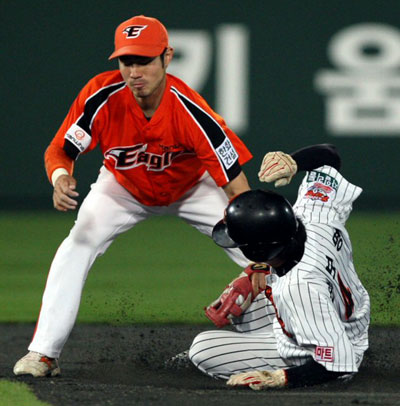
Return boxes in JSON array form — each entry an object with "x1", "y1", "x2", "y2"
[
  {"x1": 165, "y1": 350, "x2": 193, "y2": 369},
  {"x1": 13, "y1": 351, "x2": 61, "y2": 377}
]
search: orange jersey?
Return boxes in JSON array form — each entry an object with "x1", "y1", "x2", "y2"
[{"x1": 45, "y1": 71, "x2": 252, "y2": 206}]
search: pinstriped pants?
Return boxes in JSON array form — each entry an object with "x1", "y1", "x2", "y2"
[{"x1": 189, "y1": 294, "x2": 291, "y2": 379}]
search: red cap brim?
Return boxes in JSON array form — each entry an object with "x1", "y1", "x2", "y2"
[{"x1": 109, "y1": 44, "x2": 165, "y2": 60}]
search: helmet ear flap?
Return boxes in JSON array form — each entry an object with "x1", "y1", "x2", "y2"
[
  {"x1": 212, "y1": 220, "x2": 238, "y2": 248},
  {"x1": 239, "y1": 241, "x2": 286, "y2": 263},
  {"x1": 275, "y1": 219, "x2": 307, "y2": 263}
]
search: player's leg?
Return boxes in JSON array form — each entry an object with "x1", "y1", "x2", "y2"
[
  {"x1": 188, "y1": 294, "x2": 287, "y2": 379},
  {"x1": 189, "y1": 329, "x2": 289, "y2": 379},
  {"x1": 27, "y1": 167, "x2": 150, "y2": 359},
  {"x1": 169, "y1": 173, "x2": 249, "y2": 268}
]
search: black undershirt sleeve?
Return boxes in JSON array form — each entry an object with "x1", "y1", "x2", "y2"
[
  {"x1": 285, "y1": 359, "x2": 346, "y2": 388},
  {"x1": 290, "y1": 144, "x2": 341, "y2": 172}
]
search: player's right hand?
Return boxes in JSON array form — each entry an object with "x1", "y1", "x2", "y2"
[
  {"x1": 258, "y1": 151, "x2": 297, "y2": 187},
  {"x1": 53, "y1": 175, "x2": 79, "y2": 212},
  {"x1": 227, "y1": 369, "x2": 287, "y2": 389}
]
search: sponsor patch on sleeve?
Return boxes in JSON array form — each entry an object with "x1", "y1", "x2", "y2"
[
  {"x1": 216, "y1": 138, "x2": 238, "y2": 170},
  {"x1": 307, "y1": 171, "x2": 339, "y2": 191},
  {"x1": 305, "y1": 182, "x2": 335, "y2": 202},
  {"x1": 315, "y1": 346, "x2": 334, "y2": 362},
  {"x1": 304, "y1": 171, "x2": 339, "y2": 202},
  {"x1": 64, "y1": 123, "x2": 92, "y2": 153}
]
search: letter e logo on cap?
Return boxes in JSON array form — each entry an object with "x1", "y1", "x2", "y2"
[{"x1": 123, "y1": 25, "x2": 148, "y2": 39}]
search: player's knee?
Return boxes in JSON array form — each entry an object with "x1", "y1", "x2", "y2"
[
  {"x1": 189, "y1": 332, "x2": 219, "y2": 372},
  {"x1": 69, "y1": 213, "x2": 108, "y2": 249},
  {"x1": 189, "y1": 332, "x2": 209, "y2": 367},
  {"x1": 189, "y1": 332, "x2": 232, "y2": 379}
]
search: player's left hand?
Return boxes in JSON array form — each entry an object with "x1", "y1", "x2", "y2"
[
  {"x1": 227, "y1": 369, "x2": 287, "y2": 390},
  {"x1": 258, "y1": 151, "x2": 297, "y2": 187},
  {"x1": 243, "y1": 263, "x2": 269, "y2": 297}
]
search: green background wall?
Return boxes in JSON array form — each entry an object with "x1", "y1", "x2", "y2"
[{"x1": 2, "y1": 0, "x2": 399, "y2": 209}]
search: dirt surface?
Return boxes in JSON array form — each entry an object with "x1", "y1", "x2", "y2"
[{"x1": 1, "y1": 324, "x2": 399, "y2": 406}]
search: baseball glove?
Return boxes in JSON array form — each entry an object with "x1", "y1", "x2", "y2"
[
  {"x1": 205, "y1": 275, "x2": 254, "y2": 327},
  {"x1": 205, "y1": 264, "x2": 270, "y2": 328}
]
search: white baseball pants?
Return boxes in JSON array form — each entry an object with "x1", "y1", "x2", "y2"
[{"x1": 29, "y1": 166, "x2": 249, "y2": 358}]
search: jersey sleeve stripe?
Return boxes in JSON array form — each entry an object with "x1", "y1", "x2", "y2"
[
  {"x1": 77, "y1": 81, "x2": 126, "y2": 134},
  {"x1": 170, "y1": 86, "x2": 241, "y2": 182}
]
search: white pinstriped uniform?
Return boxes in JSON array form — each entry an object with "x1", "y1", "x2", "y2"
[{"x1": 189, "y1": 166, "x2": 370, "y2": 379}]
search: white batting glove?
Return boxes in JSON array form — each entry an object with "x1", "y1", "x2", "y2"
[
  {"x1": 227, "y1": 369, "x2": 287, "y2": 390},
  {"x1": 258, "y1": 151, "x2": 297, "y2": 187}
]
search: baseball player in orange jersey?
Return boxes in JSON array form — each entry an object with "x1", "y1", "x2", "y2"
[
  {"x1": 13, "y1": 15, "x2": 253, "y2": 377},
  {"x1": 187, "y1": 144, "x2": 370, "y2": 389}
]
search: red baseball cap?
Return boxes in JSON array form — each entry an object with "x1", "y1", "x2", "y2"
[{"x1": 109, "y1": 15, "x2": 169, "y2": 59}]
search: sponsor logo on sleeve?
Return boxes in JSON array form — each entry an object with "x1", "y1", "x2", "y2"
[
  {"x1": 65, "y1": 124, "x2": 92, "y2": 152},
  {"x1": 305, "y1": 182, "x2": 334, "y2": 202},
  {"x1": 305, "y1": 171, "x2": 338, "y2": 202},
  {"x1": 216, "y1": 138, "x2": 238, "y2": 170}
]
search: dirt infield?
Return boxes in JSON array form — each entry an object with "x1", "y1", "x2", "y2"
[{"x1": 1, "y1": 324, "x2": 399, "y2": 405}]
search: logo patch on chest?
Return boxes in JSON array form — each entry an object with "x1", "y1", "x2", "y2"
[{"x1": 104, "y1": 143, "x2": 184, "y2": 171}]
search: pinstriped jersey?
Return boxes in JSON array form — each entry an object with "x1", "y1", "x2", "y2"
[
  {"x1": 45, "y1": 71, "x2": 252, "y2": 206},
  {"x1": 293, "y1": 165, "x2": 362, "y2": 229},
  {"x1": 268, "y1": 166, "x2": 370, "y2": 373}
]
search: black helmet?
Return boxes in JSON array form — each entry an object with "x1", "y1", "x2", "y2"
[{"x1": 212, "y1": 190, "x2": 299, "y2": 262}]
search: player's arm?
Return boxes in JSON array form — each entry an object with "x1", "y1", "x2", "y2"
[
  {"x1": 43, "y1": 85, "x2": 89, "y2": 212},
  {"x1": 291, "y1": 143, "x2": 341, "y2": 171},
  {"x1": 44, "y1": 111, "x2": 82, "y2": 212},
  {"x1": 227, "y1": 359, "x2": 346, "y2": 389},
  {"x1": 259, "y1": 144, "x2": 341, "y2": 186},
  {"x1": 43, "y1": 77, "x2": 101, "y2": 211},
  {"x1": 222, "y1": 171, "x2": 250, "y2": 200}
]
